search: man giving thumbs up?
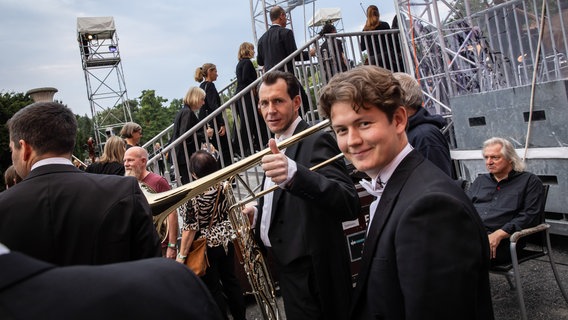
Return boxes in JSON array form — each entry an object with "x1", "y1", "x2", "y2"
[{"x1": 243, "y1": 71, "x2": 360, "y2": 320}]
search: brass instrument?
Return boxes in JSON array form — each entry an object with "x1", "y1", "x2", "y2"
[
  {"x1": 139, "y1": 181, "x2": 169, "y2": 243},
  {"x1": 147, "y1": 119, "x2": 332, "y2": 220},
  {"x1": 223, "y1": 180, "x2": 281, "y2": 320},
  {"x1": 144, "y1": 119, "x2": 344, "y2": 319}
]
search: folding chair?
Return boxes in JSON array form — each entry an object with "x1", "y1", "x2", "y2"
[{"x1": 490, "y1": 185, "x2": 568, "y2": 320}]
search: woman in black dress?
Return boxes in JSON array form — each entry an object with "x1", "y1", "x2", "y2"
[
  {"x1": 195, "y1": 63, "x2": 232, "y2": 166},
  {"x1": 169, "y1": 86, "x2": 212, "y2": 184},
  {"x1": 361, "y1": 5, "x2": 394, "y2": 70},
  {"x1": 85, "y1": 136, "x2": 126, "y2": 176},
  {"x1": 234, "y1": 42, "x2": 268, "y2": 156}
]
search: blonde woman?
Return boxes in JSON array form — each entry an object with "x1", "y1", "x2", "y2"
[
  {"x1": 85, "y1": 136, "x2": 126, "y2": 176},
  {"x1": 234, "y1": 42, "x2": 267, "y2": 156},
  {"x1": 169, "y1": 86, "x2": 213, "y2": 184}
]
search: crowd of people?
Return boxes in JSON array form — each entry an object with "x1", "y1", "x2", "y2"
[{"x1": 1, "y1": 4, "x2": 551, "y2": 320}]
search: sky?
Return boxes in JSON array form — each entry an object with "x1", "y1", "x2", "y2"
[{"x1": 0, "y1": 0, "x2": 397, "y2": 117}]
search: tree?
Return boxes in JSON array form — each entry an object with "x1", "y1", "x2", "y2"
[
  {"x1": 0, "y1": 92, "x2": 33, "y2": 186},
  {"x1": 74, "y1": 114, "x2": 95, "y2": 164},
  {"x1": 135, "y1": 90, "x2": 175, "y2": 144}
]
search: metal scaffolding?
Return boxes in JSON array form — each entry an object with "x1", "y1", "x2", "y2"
[{"x1": 77, "y1": 16, "x2": 132, "y2": 147}]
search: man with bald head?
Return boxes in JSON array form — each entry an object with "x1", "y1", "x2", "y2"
[
  {"x1": 0, "y1": 102, "x2": 160, "y2": 265},
  {"x1": 124, "y1": 146, "x2": 179, "y2": 258}
]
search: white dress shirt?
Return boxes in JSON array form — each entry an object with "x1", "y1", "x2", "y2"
[
  {"x1": 259, "y1": 116, "x2": 301, "y2": 247},
  {"x1": 359, "y1": 143, "x2": 413, "y2": 232}
]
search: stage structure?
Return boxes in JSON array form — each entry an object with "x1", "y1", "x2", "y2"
[
  {"x1": 394, "y1": 0, "x2": 568, "y2": 233},
  {"x1": 307, "y1": 8, "x2": 344, "y2": 37},
  {"x1": 77, "y1": 16, "x2": 132, "y2": 147}
]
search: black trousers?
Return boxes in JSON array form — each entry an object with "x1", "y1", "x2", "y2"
[
  {"x1": 491, "y1": 237, "x2": 527, "y2": 265},
  {"x1": 201, "y1": 243, "x2": 246, "y2": 320},
  {"x1": 275, "y1": 255, "x2": 323, "y2": 320}
]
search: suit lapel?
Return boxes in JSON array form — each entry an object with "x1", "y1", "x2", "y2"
[{"x1": 351, "y1": 151, "x2": 424, "y2": 312}]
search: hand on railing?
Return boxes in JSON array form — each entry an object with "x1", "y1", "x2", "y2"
[{"x1": 218, "y1": 125, "x2": 226, "y2": 136}]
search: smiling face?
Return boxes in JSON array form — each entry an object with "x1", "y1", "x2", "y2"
[
  {"x1": 330, "y1": 102, "x2": 408, "y2": 178},
  {"x1": 258, "y1": 78, "x2": 301, "y2": 135}
]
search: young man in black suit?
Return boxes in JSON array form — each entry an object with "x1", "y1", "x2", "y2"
[
  {"x1": 319, "y1": 66, "x2": 494, "y2": 320},
  {"x1": 243, "y1": 71, "x2": 360, "y2": 320},
  {"x1": 0, "y1": 102, "x2": 161, "y2": 265}
]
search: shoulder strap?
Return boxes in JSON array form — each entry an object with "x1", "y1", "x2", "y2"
[{"x1": 206, "y1": 185, "x2": 222, "y2": 228}]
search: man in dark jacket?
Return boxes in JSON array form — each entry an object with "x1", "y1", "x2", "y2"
[
  {"x1": 0, "y1": 243, "x2": 223, "y2": 319},
  {"x1": 0, "y1": 102, "x2": 161, "y2": 266},
  {"x1": 394, "y1": 72, "x2": 454, "y2": 177}
]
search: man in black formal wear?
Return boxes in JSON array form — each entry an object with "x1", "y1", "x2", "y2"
[
  {"x1": 244, "y1": 71, "x2": 360, "y2": 320},
  {"x1": 257, "y1": 5, "x2": 313, "y2": 118},
  {"x1": 0, "y1": 243, "x2": 223, "y2": 319},
  {"x1": 319, "y1": 66, "x2": 494, "y2": 320},
  {"x1": 0, "y1": 102, "x2": 161, "y2": 266}
]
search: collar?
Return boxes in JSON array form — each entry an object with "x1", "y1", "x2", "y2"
[
  {"x1": 31, "y1": 157, "x2": 74, "y2": 171},
  {"x1": 0, "y1": 243, "x2": 9, "y2": 256},
  {"x1": 373, "y1": 143, "x2": 413, "y2": 189},
  {"x1": 490, "y1": 169, "x2": 519, "y2": 183},
  {"x1": 275, "y1": 116, "x2": 301, "y2": 142}
]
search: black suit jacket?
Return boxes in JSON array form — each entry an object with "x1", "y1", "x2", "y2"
[
  {"x1": 255, "y1": 120, "x2": 360, "y2": 319},
  {"x1": 257, "y1": 25, "x2": 310, "y2": 73},
  {"x1": 170, "y1": 105, "x2": 204, "y2": 165},
  {"x1": 0, "y1": 251, "x2": 223, "y2": 320},
  {"x1": 351, "y1": 150, "x2": 494, "y2": 320},
  {"x1": 0, "y1": 164, "x2": 161, "y2": 265}
]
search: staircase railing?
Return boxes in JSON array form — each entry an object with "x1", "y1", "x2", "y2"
[{"x1": 143, "y1": 29, "x2": 408, "y2": 189}]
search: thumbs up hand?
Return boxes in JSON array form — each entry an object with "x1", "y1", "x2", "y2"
[{"x1": 261, "y1": 138, "x2": 289, "y2": 184}]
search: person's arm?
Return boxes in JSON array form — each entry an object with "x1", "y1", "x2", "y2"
[
  {"x1": 265, "y1": 133, "x2": 360, "y2": 222},
  {"x1": 500, "y1": 174, "x2": 544, "y2": 234},
  {"x1": 177, "y1": 229, "x2": 196, "y2": 263},
  {"x1": 203, "y1": 84, "x2": 226, "y2": 132},
  {"x1": 166, "y1": 212, "x2": 179, "y2": 259},
  {"x1": 242, "y1": 59, "x2": 257, "y2": 85},
  {"x1": 129, "y1": 180, "x2": 162, "y2": 259},
  {"x1": 176, "y1": 201, "x2": 198, "y2": 263},
  {"x1": 257, "y1": 38, "x2": 265, "y2": 67}
]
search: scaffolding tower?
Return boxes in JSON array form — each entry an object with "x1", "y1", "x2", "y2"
[{"x1": 77, "y1": 16, "x2": 132, "y2": 147}]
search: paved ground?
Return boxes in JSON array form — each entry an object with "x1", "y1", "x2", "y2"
[{"x1": 242, "y1": 234, "x2": 568, "y2": 320}]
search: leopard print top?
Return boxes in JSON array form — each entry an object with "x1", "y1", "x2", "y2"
[{"x1": 180, "y1": 184, "x2": 235, "y2": 248}]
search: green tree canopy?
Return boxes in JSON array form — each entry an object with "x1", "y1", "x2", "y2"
[{"x1": 0, "y1": 92, "x2": 33, "y2": 182}]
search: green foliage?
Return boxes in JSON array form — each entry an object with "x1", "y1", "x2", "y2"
[
  {"x1": 0, "y1": 89, "x2": 182, "y2": 184},
  {"x1": 0, "y1": 91, "x2": 33, "y2": 180},
  {"x1": 74, "y1": 114, "x2": 94, "y2": 162},
  {"x1": 135, "y1": 90, "x2": 177, "y2": 144}
]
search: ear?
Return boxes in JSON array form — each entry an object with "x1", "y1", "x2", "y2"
[
  {"x1": 292, "y1": 95, "x2": 302, "y2": 114},
  {"x1": 20, "y1": 140, "x2": 33, "y2": 162},
  {"x1": 392, "y1": 107, "x2": 408, "y2": 134}
]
